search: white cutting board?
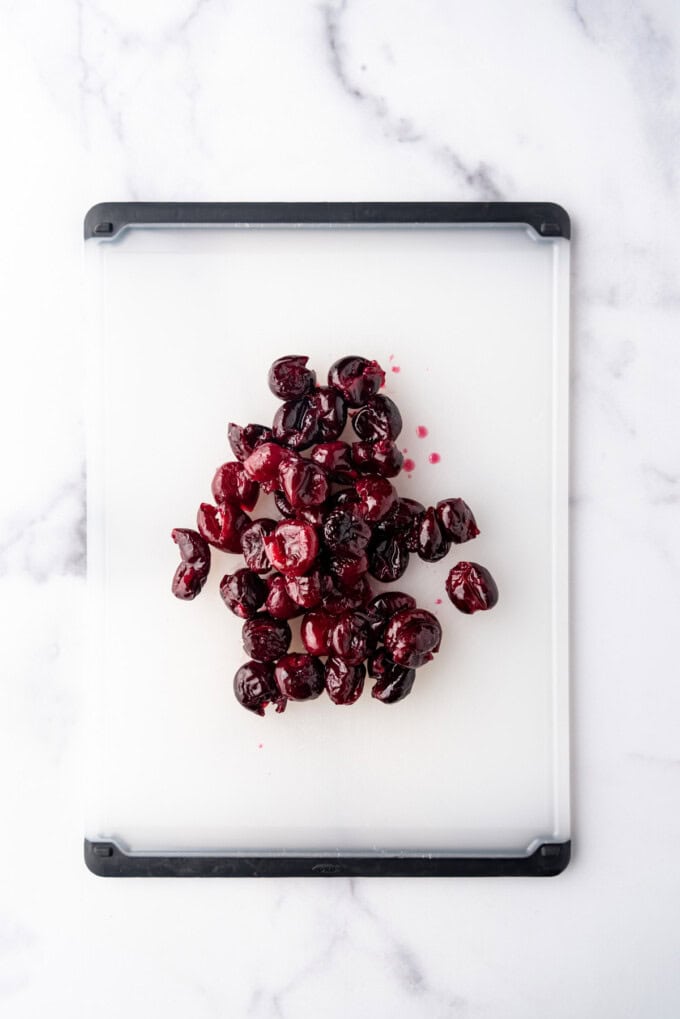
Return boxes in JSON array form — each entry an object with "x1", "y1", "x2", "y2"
[{"x1": 85, "y1": 219, "x2": 569, "y2": 856}]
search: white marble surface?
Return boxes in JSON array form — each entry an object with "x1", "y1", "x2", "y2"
[{"x1": 0, "y1": 0, "x2": 679, "y2": 1015}]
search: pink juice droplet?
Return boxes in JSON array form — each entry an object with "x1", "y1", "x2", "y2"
[
  {"x1": 391, "y1": 365, "x2": 400, "y2": 373},
  {"x1": 403, "y1": 458, "x2": 415, "y2": 473},
  {"x1": 428, "y1": 452, "x2": 441, "y2": 464},
  {"x1": 435, "y1": 598, "x2": 442, "y2": 605},
  {"x1": 257, "y1": 743, "x2": 263, "y2": 749},
  {"x1": 388, "y1": 354, "x2": 394, "y2": 361},
  {"x1": 416, "y1": 425, "x2": 428, "y2": 439}
]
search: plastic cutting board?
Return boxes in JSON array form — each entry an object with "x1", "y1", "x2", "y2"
[{"x1": 83, "y1": 202, "x2": 571, "y2": 877}]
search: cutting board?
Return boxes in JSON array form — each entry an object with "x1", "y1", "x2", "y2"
[{"x1": 83, "y1": 203, "x2": 570, "y2": 877}]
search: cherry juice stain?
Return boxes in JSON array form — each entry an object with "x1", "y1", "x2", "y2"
[
  {"x1": 388, "y1": 354, "x2": 394, "y2": 361},
  {"x1": 435, "y1": 598, "x2": 442, "y2": 605},
  {"x1": 391, "y1": 365, "x2": 401, "y2": 373},
  {"x1": 428, "y1": 452, "x2": 441, "y2": 464},
  {"x1": 416, "y1": 425, "x2": 428, "y2": 439},
  {"x1": 403, "y1": 458, "x2": 416, "y2": 473}
]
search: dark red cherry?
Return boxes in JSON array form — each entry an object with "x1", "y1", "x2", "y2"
[
  {"x1": 308, "y1": 386, "x2": 347, "y2": 442},
  {"x1": 272, "y1": 395, "x2": 318, "y2": 450},
  {"x1": 352, "y1": 439, "x2": 404, "y2": 478},
  {"x1": 211, "y1": 461, "x2": 259, "y2": 511},
  {"x1": 219, "y1": 569, "x2": 267, "y2": 618},
  {"x1": 384, "y1": 608, "x2": 442, "y2": 668},
  {"x1": 328, "y1": 356, "x2": 385, "y2": 408},
  {"x1": 264, "y1": 520, "x2": 319, "y2": 576},
  {"x1": 310, "y1": 441, "x2": 357, "y2": 483},
  {"x1": 243, "y1": 442, "x2": 291, "y2": 487},
  {"x1": 414, "y1": 507, "x2": 451, "y2": 562},
  {"x1": 329, "y1": 553, "x2": 369, "y2": 587},
  {"x1": 171, "y1": 528, "x2": 210, "y2": 572},
  {"x1": 171, "y1": 562, "x2": 208, "y2": 600},
  {"x1": 352, "y1": 394, "x2": 403, "y2": 441},
  {"x1": 240, "y1": 518, "x2": 276, "y2": 573},
  {"x1": 234, "y1": 660, "x2": 285, "y2": 715},
  {"x1": 328, "y1": 489, "x2": 361, "y2": 511},
  {"x1": 436, "y1": 499, "x2": 480, "y2": 543},
  {"x1": 278, "y1": 457, "x2": 329, "y2": 508},
  {"x1": 355, "y1": 476, "x2": 397, "y2": 522},
  {"x1": 265, "y1": 574, "x2": 304, "y2": 619},
  {"x1": 328, "y1": 611, "x2": 373, "y2": 665},
  {"x1": 365, "y1": 591, "x2": 417, "y2": 639},
  {"x1": 228, "y1": 423, "x2": 273, "y2": 462},
  {"x1": 325, "y1": 658, "x2": 365, "y2": 705},
  {"x1": 274, "y1": 654, "x2": 325, "y2": 700},
  {"x1": 322, "y1": 509, "x2": 372, "y2": 556},
  {"x1": 368, "y1": 534, "x2": 409, "y2": 582},
  {"x1": 368, "y1": 648, "x2": 416, "y2": 703},
  {"x1": 322, "y1": 574, "x2": 372, "y2": 615},
  {"x1": 300, "y1": 610, "x2": 333, "y2": 655},
  {"x1": 446, "y1": 562, "x2": 498, "y2": 613},
  {"x1": 242, "y1": 613, "x2": 292, "y2": 662},
  {"x1": 197, "y1": 502, "x2": 251, "y2": 553},
  {"x1": 284, "y1": 568, "x2": 324, "y2": 609},
  {"x1": 268, "y1": 355, "x2": 316, "y2": 400},
  {"x1": 382, "y1": 498, "x2": 425, "y2": 536}
]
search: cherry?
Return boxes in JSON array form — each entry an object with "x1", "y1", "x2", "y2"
[
  {"x1": 365, "y1": 591, "x2": 416, "y2": 640},
  {"x1": 234, "y1": 660, "x2": 285, "y2": 715},
  {"x1": 328, "y1": 611, "x2": 373, "y2": 665},
  {"x1": 446, "y1": 562, "x2": 498, "y2": 613},
  {"x1": 413, "y1": 507, "x2": 450, "y2": 562},
  {"x1": 219, "y1": 569, "x2": 267, "y2": 618},
  {"x1": 197, "y1": 502, "x2": 250, "y2": 553},
  {"x1": 272, "y1": 395, "x2": 318, "y2": 450},
  {"x1": 382, "y1": 497, "x2": 425, "y2": 536},
  {"x1": 301, "y1": 610, "x2": 333, "y2": 655},
  {"x1": 274, "y1": 654, "x2": 325, "y2": 701},
  {"x1": 171, "y1": 528, "x2": 210, "y2": 572},
  {"x1": 243, "y1": 442, "x2": 291, "y2": 487},
  {"x1": 352, "y1": 394, "x2": 402, "y2": 441},
  {"x1": 240, "y1": 518, "x2": 276, "y2": 573},
  {"x1": 328, "y1": 489, "x2": 361, "y2": 511},
  {"x1": 268, "y1": 355, "x2": 316, "y2": 400},
  {"x1": 264, "y1": 520, "x2": 319, "y2": 576},
  {"x1": 242, "y1": 613, "x2": 292, "y2": 662},
  {"x1": 352, "y1": 439, "x2": 404, "y2": 478},
  {"x1": 171, "y1": 562, "x2": 208, "y2": 600},
  {"x1": 310, "y1": 441, "x2": 356, "y2": 483},
  {"x1": 321, "y1": 574, "x2": 372, "y2": 615},
  {"x1": 228, "y1": 422, "x2": 273, "y2": 462},
  {"x1": 309, "y1": 386, "x2": 347, "y2": 442},
  {"x1": 368, "y1": 648, "x2": 416, "y2": 703},
  {"x1": 284, "y1": 568, "x2": 324, "y2": 609},
  {"x1": 265, "y1": 574, "x2": 304, "y2": 619},
  {"x1": 329, "y1": 553, "x2": 369, "y2": 587},
  {"x1": 328, "y1": 355, "x2": 385, "y2": 407},
  {"x1": 322, "y1": 509, "x2": 371, "y2": 556},
  {"x1": 436, "y1": 499, "x2": 480, "y2": 544},
  {"x1": 384, "y1": 608, "x2": 442, "y2": 668},
  {"x1": 278, "y1": 457, "x2": 329, "y2": 509},
  {"x1": 325, "y1": 658, "x2": 365, "y2": 705},
  {"x1": 368, "y1": 534, "x2": 409, "y2": 582},
  {"x1": 211, "y1": 461, "x2": 259, "y2": 511},
  {"x1": 355, "y1": 476, "x2": 397, "y2": 522}
]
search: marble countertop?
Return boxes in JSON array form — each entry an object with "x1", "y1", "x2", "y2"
[{"x1": 1, "y1": 1, "x2": 678, "y2": 1016}]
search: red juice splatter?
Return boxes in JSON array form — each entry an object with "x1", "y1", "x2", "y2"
[
  {"x1": 435, "y1": 598, "x2": 442, "y2": 605},
  {"x1": 391, "y1": 365, "x2": 400, "y2": 373},
  {"x1": 388, "y1": 354, "x2": 394, "y2": 361},
  {"x1": 403, "y1": 458, "x2": 415, "y2": 472},
  {"x1": 416, "y1": 425, "x2": 428, "y2": 439},
  {"x1": 428, "y1": 452, "x2": 441, "y2": 464},
  {"x1": 402, "y1": 448, "x2": 408, "y2": 454}
]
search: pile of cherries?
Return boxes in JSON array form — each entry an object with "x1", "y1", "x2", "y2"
[{"x1": 171, "y1": 355, "x2": 498, "y2": 715}]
